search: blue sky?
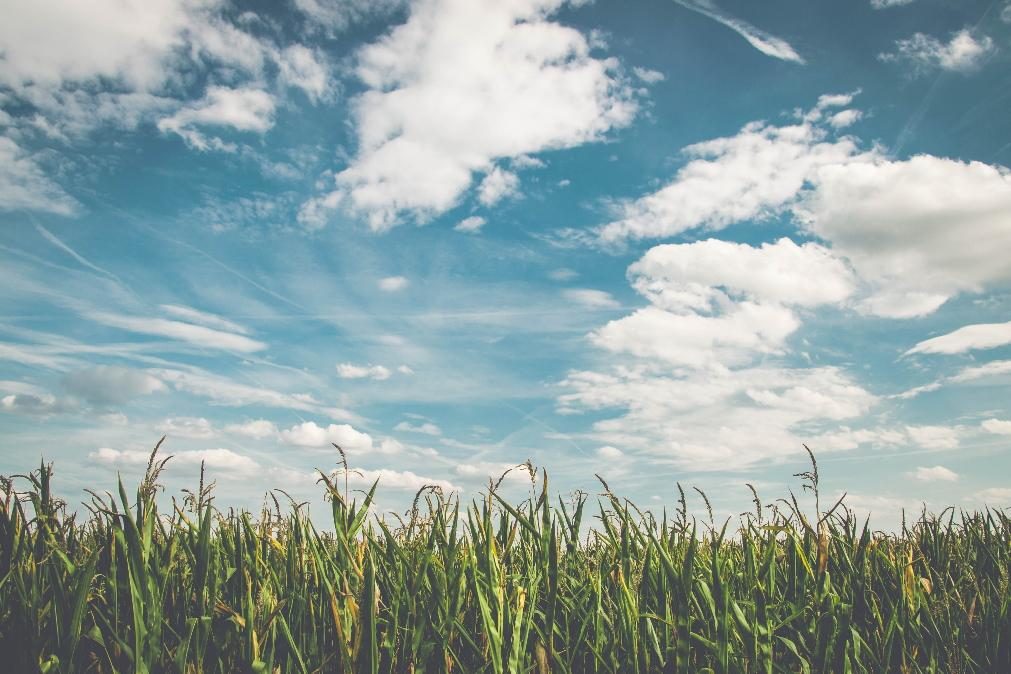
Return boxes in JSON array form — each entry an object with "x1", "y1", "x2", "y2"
[{"x1": 2, "y1": 0, "x2": 1011, "y2": 525}]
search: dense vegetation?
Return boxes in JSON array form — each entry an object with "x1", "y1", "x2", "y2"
[{"x1": 1, "y1": 442, "x2": 1008, "y2": 673}]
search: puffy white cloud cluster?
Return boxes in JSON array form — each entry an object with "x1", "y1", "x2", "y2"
[{"x1": 300, "y1": 0, "x2": 637, "y2": 230}]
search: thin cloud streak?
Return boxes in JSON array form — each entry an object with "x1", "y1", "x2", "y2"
[{"x1": 672, "y1": 0, "x2": 805, "y2": 64}]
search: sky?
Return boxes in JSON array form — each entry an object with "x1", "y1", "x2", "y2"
[{"x1": 2, "y1": 0, "x2": 1011, "y2": 527}]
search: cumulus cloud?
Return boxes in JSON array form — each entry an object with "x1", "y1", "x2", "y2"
[
  {"x1": 596, "y1": 445, "x2": 624, "y2": 459},
  {"x1": 672, "y1": 0, "x2": 804, "y2": 63},
  {"x1": 632, "y1": 67, "x2": 665, "y2": 84},
  {"x1": 870, "y1": 0, "x2": 916, "y2": 7},
  {"x1": 0, "y1": 1, "x2": 303, "y2": 140},
  {"x1": 277, "y1": 45, "x2": 332, "y2": 102},
  {"x1": 0, "y1": 137, "x2": 79, "y2": 215},
  {"x1": 591, "y1": 96, "x2": 1011, "y2": 319},
  {"x1": 589, "y1": 238, "x2": 853, "y2": 368},
  {"x1": 157, "y1": 86, "x2": 276, "y2": 152},
  {"x1": 91, "y1": 446, "x2": 259, "y2": 475},
  {"x1": 981, "y1": 418, "x2": 1011, "y2": 435},
  {"x1": 156, "y1": 416, "x2": 215, "y2": 439},
  {"x1": 799, "y1": 157, "x2": 1011, "y2": 317},
  {"x1": 347, "y1": 467, "x2": 456, "y2": 492},
  {"x1": 62, "y1": 365, "x2": 166, "y2": 405},
  {"x1": 905, "y1": 425, "x2": 960, "y2": 450},
  {"x1": 558, "y1": 365, "x2": 876, "y2": 471},
  {"x1": 905, "y1": 321, "x2": 1011, "y2": 356},
  {"x1": 455, "y1": 216, "x2": 486, "y2": 233},
  {"x1": 628, "y1": 238, "x2": 855, "y2": 312},
  {"x1": 971, "y1": 487, "x2": 1011, "y2": 504},
  {"x1": 880, "y1": 29, "x2": 994, "y2": 74},
  {"x1": 336, "y1": 363, "x2": 392, "y2": 380},
  {"x1": 910, "y1": 465, "x2": 958, "y2": 482},
  {"x1": 563, "y1": 289, "x2": 621, "y2": 309},
  {"x1": 0, "y1": 0, "x2": 197, "y2": 91},
  {"x1": 1, "y1": 392, "x2": 74, "y2": 415},
  {"x1": 225, "y1": 419, "x2": 279, "y2": 439},
  {"x1": 280, "y1": 421, "x2": 374, "y2": 451},
  {"x1": 299, "y1": 0, "x2": 636, "y2": 230},
  {"x1": 477, "y1": 167, "x2": 520, "y2": 206},
  {"x1": 595, "y1": 95, "x2": 869, "y2": 244}
]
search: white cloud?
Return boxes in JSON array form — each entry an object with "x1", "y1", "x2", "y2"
[
  {"x1": 159, "y1": 305, "x2": 250, "y2": 335},
  {"x1": 157, "y1": 86, "x2": 276, "y2": 152},
  {"x1": 293, "y1": 0, "x2": 406, "y2": 33},
  {"x1": 277, "y1": 45, "x2": 332, "y2": 102},
  {"x1": 455, "y1": 216, "x2": 486, "y2": 233},
  {"x1": 905, "y1": 321, "x2": 1011, "y2": 356},
  {"x1": 397, "y1": 364, "x2": 415, "y2": 375},
  {"x1": 62, "y1": 365, "x2": 166, "y2": 405},
  {"x1": 152, "y1": 368, "x2": 359, "y2": 421},
  {"x1": 336, "y1": 362, "x2": 392, "y2": 380},
  {"x1": 827, "y1": 109, "x2": 861, "y2": 129},
  {"x1": 632, "y1": 67, "x2": 665, "y2": 84},
  {"x1": 347, "y1": 467, "x2": 456, "y2": 492},
  {"x1": 378, "y1": 276, "x2": 409, "y2": 292},
  {"x1": 548, "y1": 268, "x2": 578, "y2": 281},
  {"x1": 596, "y1": 445, "x2": 624, "y2": 459},
  {"x1": 880, "y1": 29, "x2": 994, "y2": 74},
  {"x1": 905, "y1": 425, "x2": 960, "y2": 450},
  {"x1": 982, "y1": 418, "x2": 1011, "y2": 435},
  {"x1": 225, "y1": 419, "x2": 278, "y2": 439},
  {"x1": 478, "y1": 167, "x2": 520, "y2": 206},
  {"x1": 0, "y1": 136, "x2": 79, "y2": 215},
  {"x1": 301, "y1": 0, "x2": 636, "y2": 230},
  {"x1": 910, "y1": 465, "x2": 958, "y2": 482},
  {"x1": 1, "y1": 392, "x2": 74, "y2": 415},
  {"x1": 590, "y1": 305, "x2": 799, "y2": 368},
  {"x1": 629, "y1": 238, "x2": 854, "y2": 311},
  {"x1": 91, "y1": 446, "x2": 259, "y2": 475},
  {"x1": 1003, "y1": 4, "x2": 1011, "y2": 24},
  {"x1": 559, "y1": 365, "x2": 876, "y2": 471},
  {"x1": 589, "y1": 238, "x2": 853, "y2": 369},
  {"x1": 280, "y1": 421, "x2": 374, "y2": 451},
  {"x1": 394, "y1": 421, "x2": 442, "y2": 436},
  {"x1": 0, "y1": 0, "x2": 196, "y2": 91},
  {"x1": 672, "y1": 0, "x2": 804, "y2": 63},
  {"x1": 86, "y1": 311, "x2": 266, "y2": 353},
  {"x1": 593, "y1": 97, "x2": 1011, "y2": 319},
  {"x1": 950, "y1": 360, "x2": 1011, "y2": 383},
  {"x1": 800, "y1": 156, "x2": 1011, "y2": 317},
  {"x1": 563, "y1": 289, "x2": 621, "y2": 309},
  {"x1": 870, "y1": 0, "x2": 916, "y2": 7},
  {"x1": 454, "y1": 461, "x2": 532, "y2": 484},
  {"x1": 971, "y1": 487, "x2": 1011, "y2": 504},
  {"x1": 156, "y1": 416, "x2": 215, "y2": 439},
  {"x1": 596, "y1": 97, "x2": 868, "y2": 244}
]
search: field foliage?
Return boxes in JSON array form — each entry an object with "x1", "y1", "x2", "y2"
[{"x1": 1, "y1": 443, "x2": 1008, "y2": 673}]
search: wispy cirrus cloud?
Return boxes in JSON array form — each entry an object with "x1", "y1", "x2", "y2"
[
  {"x1": 85, "y1": 311, "x2": 267, "y2": 353},
  {"x1": 672, "y1": 0, "x2": 804, "y2": 64},
  {"x1": 0, "y1": 137, "x2": 79, "y2": 215}
]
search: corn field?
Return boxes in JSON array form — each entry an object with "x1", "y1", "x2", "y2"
[{"x1": 1, "y1": 443, "x2": 1008, "y2": 673}]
